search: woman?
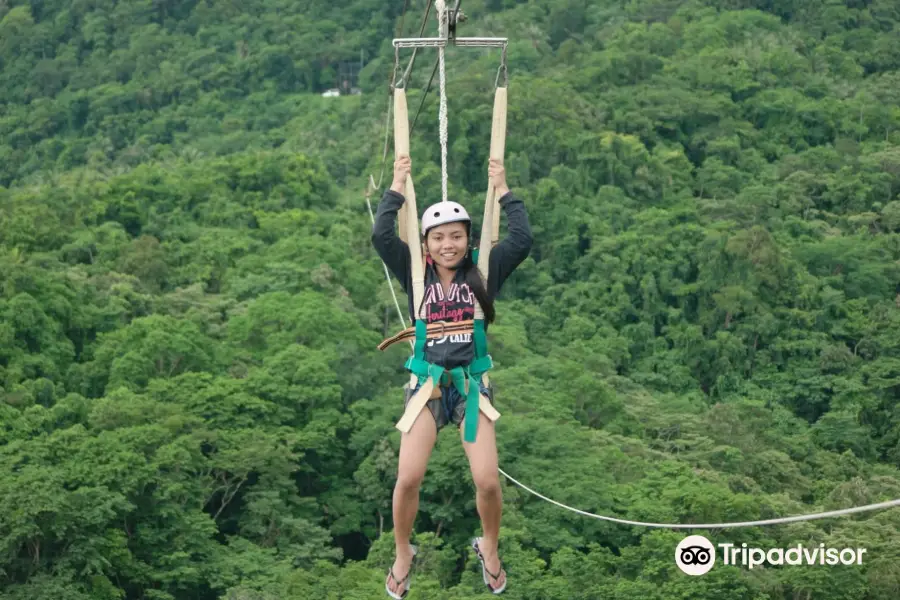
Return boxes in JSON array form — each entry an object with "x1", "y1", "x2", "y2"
[{"x1": 371, "y1": 154, "x2": 533, "y2": 597}]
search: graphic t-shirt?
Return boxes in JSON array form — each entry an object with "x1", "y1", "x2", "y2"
[{"x1": 421, "y1": 256, "x2": 476, "y2": 369}]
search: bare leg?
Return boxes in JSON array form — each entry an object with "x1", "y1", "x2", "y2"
[
  {"x1": 387, "y1": 407, "x2": 437, "y2": 596},
  {"x1": 462, "y1": 412, "x2": 506, "y2": 590}
]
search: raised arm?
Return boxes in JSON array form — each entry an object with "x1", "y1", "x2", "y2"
[
  {"x1": 488, "y1": 190, "x2": 533, "y2": 296},
  {"x1": 485, "y1": 159, "x2": 533, "y2": 296},
  {"x1": 371, "y1": 189, "x2": 411, "y2": 291},
  {"x1": 371, "y1": 156, "x2": 413, "y2": 290}
]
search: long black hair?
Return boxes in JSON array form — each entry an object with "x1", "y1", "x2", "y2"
[
  {"x1": 460, "y1": 245, "x2": 495, "y2": 324},
  {"x1": 420, "y1": 224, "x2": 496, "y2": 324}
]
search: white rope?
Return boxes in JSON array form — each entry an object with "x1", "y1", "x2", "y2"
[
  {"x1": 436, "y1": 0, "x2": 449, "y2": 204},
  {"x1": 498, "y1": 467, "x2": 900, "y2": 529}
]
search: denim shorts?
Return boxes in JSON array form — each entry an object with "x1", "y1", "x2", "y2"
[{"x1": 403, "y1": 378, "x2": 494, "y2": 431}]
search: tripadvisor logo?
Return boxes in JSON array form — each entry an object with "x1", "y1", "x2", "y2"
[
  {"x1": 675, "y1": 535, "x2": 867, "y2": 575},
  {"x1": 676, "y1": 535, "x2": 716, "y2": 575}
]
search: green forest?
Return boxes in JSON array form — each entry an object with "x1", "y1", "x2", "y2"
[{"x1": 1, "y1": 0, "x2": 899, "y2": 598}]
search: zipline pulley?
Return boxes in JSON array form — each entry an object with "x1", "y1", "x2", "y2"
[
  {"x1": 392, "y1": 0, "x2": 506, "y2": 51},
  {"x1": 441, "y1": 5, "x2": 466, "y2": 43}
]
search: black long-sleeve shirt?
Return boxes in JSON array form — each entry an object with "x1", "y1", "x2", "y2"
[{"x1": 371, "y1": 189, "x2": 533, "y2": 368}]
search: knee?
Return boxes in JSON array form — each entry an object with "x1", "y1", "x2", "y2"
[
  {"x1": 395, "y1": 469, "x2": 425, "y2": 493},
  {"x1": 473, "y1": 471, "x2": 501, "y2": 496}
]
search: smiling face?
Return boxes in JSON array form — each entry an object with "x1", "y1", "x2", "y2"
[{"x1": 424, "y1": 221, "x2": 469, "y2": 269}]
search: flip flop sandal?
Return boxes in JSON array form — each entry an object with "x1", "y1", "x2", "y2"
[
  {"x1": 472, "y1": 537, "x2": 507, "y2": 594},
  {"x1": 385, "y1": 544, "x2": 418, "y2": 599}
]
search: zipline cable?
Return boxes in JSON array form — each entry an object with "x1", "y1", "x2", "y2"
[
  {"x1": 410, "y1": 58, "x2": 440, "y2": 137},
  {"x1": 366, "y1": 176, "x2": 411, "y2": 342},
  {"x1": 397, "y1": 0, "x2": 435, "y2": 88},
  {"x1": 392, "y1": 0, "x2": 436, "y2": 90},
  {"x1": 498, "y1": 468, "x2": 900, "y2": 529}
]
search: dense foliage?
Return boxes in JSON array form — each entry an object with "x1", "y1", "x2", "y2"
[{"x1": 1, "y1": 0, "x2": 899, "y2": 598}]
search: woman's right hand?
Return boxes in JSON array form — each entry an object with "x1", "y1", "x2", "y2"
[{"x1": 391, "y1": 155, "x2": 411, "y2": 192}]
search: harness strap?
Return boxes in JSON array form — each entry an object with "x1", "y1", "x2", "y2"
[
  {"x1": 394, "y1": 311, "x2": 498, "y2": 442},
  {"x1": 378, "y1": 320, "x2": 475, "y2": 351}
]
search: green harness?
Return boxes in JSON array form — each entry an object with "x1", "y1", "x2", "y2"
[{"x1": 403, "y1": 249, "x2": 493, "y2": 443}]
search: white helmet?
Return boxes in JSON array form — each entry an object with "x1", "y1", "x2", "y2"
[{"x1": 421, "y1": 201, "x2": 471, "y2": 237}]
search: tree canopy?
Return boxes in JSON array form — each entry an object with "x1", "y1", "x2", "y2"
[{"x1": 1, "y1": 0, "x2": 899, "y2": 598}]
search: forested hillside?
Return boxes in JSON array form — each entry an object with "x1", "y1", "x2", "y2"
[{"x1": 1, "y1": 0, "x2": 899, "y2": 598}]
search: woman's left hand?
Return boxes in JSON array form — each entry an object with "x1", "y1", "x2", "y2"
[{"x1": 488, "y1": 159, "x2": 509, "y2": 195}]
